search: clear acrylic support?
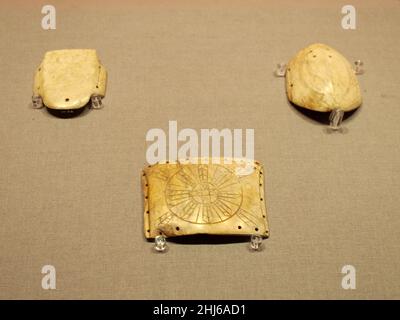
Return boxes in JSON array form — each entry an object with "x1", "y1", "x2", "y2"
[
  {"x1": 329, "y1": 109, "x2": 344, "y2": 131},
  {"x1": 249, "y1": 235, "x2": 263, "y2": 251},
  {"x1": 32, "y1": 96, "x2": 43, "y2": 109},
  {"x1": 90, "y1": 95, "x2": 103, "y2": 109},
  {"x1": 354, "y1": 60, "x2": 364, "y2": 75},
  {"x1": 154, "y1": 234, "x2": 168, "y2": 253},
  {"x1": 274, "y1": 63, "x2": 287, "y2": 77}
]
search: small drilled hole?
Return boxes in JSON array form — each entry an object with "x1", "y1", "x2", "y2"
[
  {"x1": 65, "y1": 98, "x2": 69, "y2": 102},
  {"x1": 145, "y1": 196, "x2": 148, "y2": 199},
  {"x1": 259, "y1": 183, "x2": 262, "y2": 186},
  {"x1": 143, "y1": 173, "x2": 146, "y2": 176},
  {"x1": 147, "y1": 229, "x2": 150, "y2": 233},
  {"x1": 96, "y1": 85, "x2": 99, "y2": 88},
  {"x1": 260, "y1": 198, "x2": 263, "y2": 201},
  {"x1": 255, "y1": 228, "x2": 259, "y2": 232},
  {"x1": 290, "y1": 84, "x2": 293, "y2": 87},
  {"x1": 145, "y1": 184, "x2": 148, "y2": 187},
  {"x1": 146, "y1": 210, "x2": 149, "y2": 214},
  {"x1": 263, "y1": 215, "x2": 266, "y2": 218},
  {"x1": 238, "y1": 226, "x2": 242, "y2": 229},
  {"x1": 176, "y1": 227, "x2": 180, "y2": 231}
]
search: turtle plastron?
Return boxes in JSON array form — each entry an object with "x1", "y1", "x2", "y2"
[{"x1": 32, "y1": 49, "x2": 107, "y2": 117}]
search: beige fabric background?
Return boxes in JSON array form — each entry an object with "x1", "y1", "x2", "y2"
[{"x1": 0, "y1": 0, "x2": 399, "y2": 299}]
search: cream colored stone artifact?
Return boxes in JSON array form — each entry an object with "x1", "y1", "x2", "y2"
[
  {"x1": 285, "y1": 43, "x2": 362, "y2": 113},
  {"x1": 142, "y1": 158, "x2": 269, "y2": 240},
  {"x1": 32, "y1": 49, "x2": 107, "y2": 115}
]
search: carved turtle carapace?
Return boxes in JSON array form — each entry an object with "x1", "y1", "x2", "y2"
[
  {"x1": 142, "y1": 158, "x2": 269, "y2": 239},
  {"x1": 285, "y1": 43, "x2": 362, "y2": 112}
]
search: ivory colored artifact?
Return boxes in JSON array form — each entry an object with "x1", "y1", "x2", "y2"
[
  {"x1": 285, "y1": 43, "x2": 362, "y2": 112},
  {"x1": 32, "y1": 49, "x2": 107, "y2": 111},
  {"x1": 142, "y1": 158, "x2": 269, "y2": 239}
]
